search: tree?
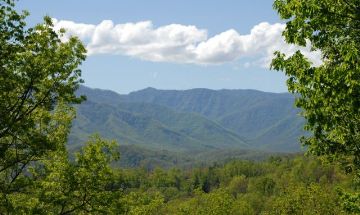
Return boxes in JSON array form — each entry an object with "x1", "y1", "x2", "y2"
[
  {"x1": 271, "y1": 0, "x2": 360, "y2": 212},
  {"x1": 271, "y1": 0, "x2": 360, "y2": 169},
  {"x1": 178, "y1": 189, "x2": 235, "y2": 215},
  {"x1": 121, "y1": 191, "x2": 164, "y2": 215},
  {"x1": 0, "y1": 0, "x2": 85, "y2": 202},
  {"x1": 227, "y1": 175, "x2": 248, "y2": 197},
  {"x1": 269, "y1": 184, "x2": 344, "y2": 214},
  {"x1": 4, "y1": 136, "x2": 122, "y2": 214}
]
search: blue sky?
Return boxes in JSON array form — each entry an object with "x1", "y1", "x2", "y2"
[{"x1": 16, "y1": 0, "x2": 313, "y2": 94}]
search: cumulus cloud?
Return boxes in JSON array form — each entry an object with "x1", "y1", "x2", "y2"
[{"x1": 52, "y1": 19, "x2": 322, "y2": 67}]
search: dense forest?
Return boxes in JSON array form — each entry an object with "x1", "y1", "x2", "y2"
[
  {"x1": 9, "y1": 147, "x2": 360, "y2": 214},
  {"x1": 70, "y1": 86, "x2": 304, "y2": 153},
  {"x1": 1, "y1": 0, "x2": 359, "y2": 214}
]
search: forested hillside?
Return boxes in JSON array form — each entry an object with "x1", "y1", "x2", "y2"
[
  {"x1": 73, "y1": 86, "x2": 305, "y2": 152},
  {"x1": 2, "y1": 0, "x2": 359, "y2": 213},
  {"x1": 69, "y1": 98, "x2": 248, "y2": 153},
  {"x1": 113, "y1": 155, "x2": 353, "y2": 214}
]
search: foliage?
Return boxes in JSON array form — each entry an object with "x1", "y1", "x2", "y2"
[
  {"x1": 272, "y1": 0, "x2": 360, "y2": 212},
  {"x1": 338, "y1": 188, "x2": 360, "y2": 213},
  {"x1": 121, "y1": 191, "x2": 164, "y2": 215},
  {"x1": 73, "y1": 85, "x2": 305, "y2": 152},
  {"x1": 0, "y1": 0, "x2": 86, "y2": 203},
  {"x1": 3, "y1": 136, "x2": 121, "y2": 214},
  {"x1": 177, "y1": 189, "x2": 235, "y2": 215},
  {"x1": 271, "y1": 0, "x2": 360, "y2": 169},
  {"x1": 269, "y1": 183, "x2": 343, "y2": 214},
  {"x1": 137, "y1": 155, "x2": 351, "y2": 214},
  {"x1": 1, "y1": 0, "x2": 359, "y2": 214},
  {"x1": 34, "y1": 136, "x2": 120, "y2": 214}
]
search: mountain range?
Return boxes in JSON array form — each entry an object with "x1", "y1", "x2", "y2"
[{"x1": 69, "y1": 86, "x2": 306, "y2": 157}]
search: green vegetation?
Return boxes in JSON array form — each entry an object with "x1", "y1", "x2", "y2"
[
  {"x1": 272, "y1": 0, "x2": 360, "y2": 168},
  {"x1": 1, "y1": 0, "x2": 359, "y2": 214},
  {"x1": 4, "y1": 146, "x2": 359, "y2": 214},
  {"x1": 272, "y1": 0, "x2": 360, "y2": 212},
  {"x1": 0, "y1": 0, "x2": 85, "y2": 209},
  {"x1": 69, "y1": 99, "x2": 248, "y2": 153},
  {"x1": 110, "y1": 144, "x2": 284, "y2": 170},
  {"x1": 73, "y1": 86, "x2": 305, "y2": 152}
]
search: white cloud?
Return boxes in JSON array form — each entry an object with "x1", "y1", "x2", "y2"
[
  {"x1": 52, "y1": 19, "x2": 95, "y2": 43},
  {"x1": 52, "y1": 19, "x2": 322, "y2": 67}
]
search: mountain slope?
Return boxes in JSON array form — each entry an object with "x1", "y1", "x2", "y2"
[
  {"x1": 72, "y1": 86, "x2": 306, "y2": 152},
  {"x1": 118, "y1": 102, "x2": 248, "y2": 149},
  {"x1": 69, "y1": 99, "x2": 248, "y2": 153},
  {"x1": 123, "y1": 87, "x2": 305, "y2": 151}
]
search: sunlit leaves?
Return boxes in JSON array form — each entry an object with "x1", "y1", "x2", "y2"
[
  {"x1": 272, "y1": 0, "x2": 360, "y2": 213},
  {"x1": 272, "y1": 0, "x2": 360, "y2": 169},
  {"x1": 0, "y1": 0, "x2": 86, "y2": 211}
]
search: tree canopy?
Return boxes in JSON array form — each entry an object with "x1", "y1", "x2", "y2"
[
  {"x1": 0, "y1": 0, "x2": 85, "y2": 205},
  {"x1": 271, "y1": 0, "x2": 360, "y2": 169},
  {"x1": 271, "y1": 0, "x2": 360, "y2": 212},
  {"x1": 1, "y1": 0, "x2": 359, "y2": 213}
]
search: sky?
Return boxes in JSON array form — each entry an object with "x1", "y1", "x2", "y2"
[{"x1": 15, "y1": 0, "x2": 320, "y2": 94}]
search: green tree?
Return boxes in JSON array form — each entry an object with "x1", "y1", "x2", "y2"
[
  {"x1": 271, "y1": 0, "x2": 360, "y2": 212},
  {"x1": 269, "y1": 184, "x2": 344, "y2": 214},
  {"x1": 0, "y1": 0, "x2": 86, "y2": 202},
  {"x1": 121, "y1": 191, "x2": 164, "y2": 215},
  {"x1": 271, "y1": 0, "x2": 360, "y2": 168},
  {"x1": 248, "y1": 176, "x2": 276, "y2": 196},
  {"x1": 5, "y1": 136, "x2": 122, "y2": 214},
  {"x1": 227, "y1": 175, "x2": 248, "y2": 197},
  {"x1": 178, "y1": 189, "x2": 235, "y2": 215}
]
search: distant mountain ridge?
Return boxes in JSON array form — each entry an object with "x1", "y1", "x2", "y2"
[{"x1": 70, "y1": 86, "x2": 305, "y2": 153}]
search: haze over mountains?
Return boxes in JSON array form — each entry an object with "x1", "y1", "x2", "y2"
[{"x1": 69, "y1": 86, "x2": 306, "y2": 157}]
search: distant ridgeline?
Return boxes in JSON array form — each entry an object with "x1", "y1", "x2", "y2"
[{"x1": 70, "y1": 86, "x2": 305, "y2": 165}]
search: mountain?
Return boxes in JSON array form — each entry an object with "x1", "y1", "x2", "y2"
[
  {"x1": 123, "y1": 87, "x2": 306, "y2": 151},
  {"x1": 71, "y1": 86, "x2": 306, "y2": 153},
  {"x1": 70, "y1": 87, "x2": 249, "y2": 153}
]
